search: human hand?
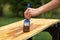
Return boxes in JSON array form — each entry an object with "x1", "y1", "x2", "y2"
[{"x1": 24, "y1": 8, "x2": 40, "y2": 19}]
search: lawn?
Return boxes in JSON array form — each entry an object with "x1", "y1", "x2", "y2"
[{"x1": 0, "y1": 17, "x2": 52, "y2": 40}]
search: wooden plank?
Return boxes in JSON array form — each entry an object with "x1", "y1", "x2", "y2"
[{"x1": 0, "y1": 18, "x2": 60, "y2": 40}]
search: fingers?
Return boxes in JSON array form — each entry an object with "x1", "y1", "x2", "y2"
[{"x1": 24, "y1": 8, "x2": 31, "y2": 19}]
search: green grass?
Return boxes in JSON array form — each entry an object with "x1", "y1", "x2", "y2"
[
  {"x1": 0, "y1": 17, "x2": 23, "y2": 26},
  {"x1": 33, "y1": 32, "x2": 52, "y2": 40},
  {"x1": 0, "y1": 17, "x2": 52, "y2": 40}
]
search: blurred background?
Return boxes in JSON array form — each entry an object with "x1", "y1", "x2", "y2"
[{"x1": 0, "y1": 0, "x2": 60, "y2": 40}]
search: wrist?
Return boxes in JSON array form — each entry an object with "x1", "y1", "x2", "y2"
[{"x1": 36, "y1": 7, "x2": 42, "y2": 14}]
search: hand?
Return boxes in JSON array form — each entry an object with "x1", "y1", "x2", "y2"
[{"x1": 24, "y1": 8, "x2": 40, "y2": 19}]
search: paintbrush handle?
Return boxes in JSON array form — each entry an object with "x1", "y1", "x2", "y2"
[{"x1": 27, "y1": 3, "x2": 30, "y2": 8}]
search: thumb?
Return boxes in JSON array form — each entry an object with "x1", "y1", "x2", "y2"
[
  {"x1": 26, "y1": 8, "x2": 31, "y2": 19},
  {"x1": 28, "y1": 8, "x2": 31, "y2": 18}
]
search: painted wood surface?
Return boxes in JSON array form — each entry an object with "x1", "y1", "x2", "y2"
[{"x1": 0, "y1": 18, "x2": 60, "y2": 40}]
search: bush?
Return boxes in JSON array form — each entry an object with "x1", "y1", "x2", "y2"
[
  {"x1": 3, "y1": 4, "x2": 14, "y2": 17},
  {"x1": 0, "y1": 0, "x2": 60, "y2": 19}
]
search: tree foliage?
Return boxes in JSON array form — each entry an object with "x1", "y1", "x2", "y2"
[{"x1": 0, "y1": 0, "x2": 60, "y2": 18}]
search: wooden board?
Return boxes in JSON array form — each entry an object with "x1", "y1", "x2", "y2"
[{"x1": 0, "y1": 18, "x2": 60, "y2": 40}]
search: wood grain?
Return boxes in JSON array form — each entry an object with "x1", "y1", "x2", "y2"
[{"x1": 0, "y1": 18, "x2": 60, "y2": 40}]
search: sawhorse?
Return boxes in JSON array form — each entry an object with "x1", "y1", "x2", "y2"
[{"x1": 28, "y1": 22, "x2": 60, "y2": 40}]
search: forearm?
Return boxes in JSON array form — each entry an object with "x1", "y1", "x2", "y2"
[{"x1": 37, "y1": 0, "x2": 60, "y2": 14}]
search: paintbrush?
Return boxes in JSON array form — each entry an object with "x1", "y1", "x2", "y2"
[{"x1": 23, "y1": 2, "x2": 30, "y2": 32}]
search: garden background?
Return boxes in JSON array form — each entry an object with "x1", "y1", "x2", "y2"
[{"x1": 0, "y1": 0, "x2": 60, "y2": 40}]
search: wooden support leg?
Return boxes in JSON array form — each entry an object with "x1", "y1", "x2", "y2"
[
  {"x1": 27, "y1": 37, "x2": 32, "y2": 40},
  {"x1": 44, "y1": 22, "x2": 60, "y2": 40},
  {"x1": 51, "y1": 22, "x2": 60, "y2": 40},
  {"x1": 50, "y1": 30, "x2": 59, "y2": 40}
]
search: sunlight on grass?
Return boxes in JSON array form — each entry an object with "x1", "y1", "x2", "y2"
[
  {"x1": 0, "y1": 17, "x2": 23, "y2": 26},
  {"x1": 33, "y1": 32, "x2": 52, "y2": 40}
]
